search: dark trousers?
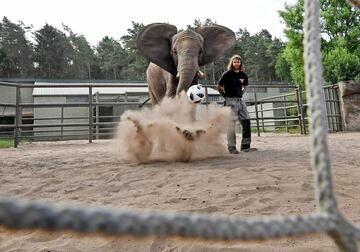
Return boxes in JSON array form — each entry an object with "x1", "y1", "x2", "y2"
[{"x1": 240, "y1": 119, "x2": 251, "y2": 150}]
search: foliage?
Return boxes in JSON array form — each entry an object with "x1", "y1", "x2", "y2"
[
  {"x1": 0, "y1": 16, "x2": 288, "y2": 82},
  {"x1": 33, "y1": 24, "x2": 73, "y2": 78},
  {"x1": 63, "y1": 24, "x2": 97, "y2": 79},
  {"x1": 96, "y1": 36, "x2": 125, "y2": 80},
  {"x1": 120, "y1": 21, "x2": 148, "y2": 80},
  {"x1": 278, "y1": 0, "x2": 360, "y2": 86},
  {"x1": 0, "y1": 17, "x2": 34, "y2": 77},
  {"x1": 323, "y1": 38, "x2": 360, "y2": 83}
]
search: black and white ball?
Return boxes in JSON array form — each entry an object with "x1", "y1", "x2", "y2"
[{"x1": 186, "y1": 84, "x2": 205, "y2": 103}]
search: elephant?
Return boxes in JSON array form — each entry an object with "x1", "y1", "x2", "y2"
[{"x1": 136, "y1": 23, "x2": 236, "y2": 104}]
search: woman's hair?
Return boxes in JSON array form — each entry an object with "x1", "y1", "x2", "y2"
[{"x1": 227, "y1": 54, "x2": 245, "y2": 71}]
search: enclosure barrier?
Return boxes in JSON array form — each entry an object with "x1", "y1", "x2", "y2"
[
  {"x1": 1, "y1": 81, "x2": 342, "y2": 146},
  {"x1": 1, "y1": 0, "x2": 360, "y2": 251}
]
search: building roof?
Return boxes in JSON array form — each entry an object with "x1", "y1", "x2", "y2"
[
  {"x1": 32, "y1": 82, "x2": 219, "y2": 96},
  {"x1": 32, "y1": 82, "x2": 149, "y2": 96}
]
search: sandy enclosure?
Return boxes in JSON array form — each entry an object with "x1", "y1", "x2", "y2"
[{"x1": 0, "y1": 132, "x2": 359, "y2": 251}]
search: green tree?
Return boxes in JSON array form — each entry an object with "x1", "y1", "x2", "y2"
[
  {"x1": 63, "y1": 24, "x2": 96, "y2": 79},
  {"x1": 121, "y1": 21, "x2": 148, "y2": 80},
  {"x1": 96, "y1": 36, "x2": 125, "y2": 79},
  {"x1": 229, "y1": 28, "x2": 285, "y2": 82},
  {"x1": 0, "y1": 16, "x2": 34, "y2": 77},
  {"x1": 279, "y1": 0, "x2": 360, "y2": 85},
  {"x1": 278, "y1": 0, "x2": 305, "y2": 85},
  {"x1": 323, "y1": 38, "x2": 360, "y2": 83},
  {"x1": 33, "y1": 24, "x2": 73, "y2": 78},
  {"x1": 275, "y1": 52, "x2": 291, "y2": 81}
]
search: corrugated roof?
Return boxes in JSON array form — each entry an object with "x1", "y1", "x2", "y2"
[
  {"x1": 32, "y1": 82, "x2": 149, "y2": 96},
  {"x1": 32, "y1": 82, "x2": 219, "y2": 96}
]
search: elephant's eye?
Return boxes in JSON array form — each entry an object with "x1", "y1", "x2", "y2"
[{"x1": 173, "y1": 49, "x2": 177, "y2": 55}]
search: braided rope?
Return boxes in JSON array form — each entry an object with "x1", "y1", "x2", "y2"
[
  {"x1": 304, "y1": 0, "x2": 360, "y2": 251},
  {"x1": 304, "y1": 0, "x2": 337, "y2": 215},
  {"x1": 0, "y1": 197, "x2": 333, "y2": 240},
  {"x1": 0, "y1": 0, "x2": 359, "y2": 251}
]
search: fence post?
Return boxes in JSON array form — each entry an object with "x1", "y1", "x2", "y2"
[
  {"x1": 334, "y1": 86, "x2": 344, "y2": 131},
  {"x1": 95, "y1": 92, "x2": 99, "y2": 139},
  {"x1": 328, "y1": 86, "x2": 336, "y2": 131},
  {"x1": 204, "y1": 87, "x2": 209, "y2": 108},
  {"x1": 295, "y1": 87, "x2": 304, "y2": 134},
  {"x1": 331, "y1": 85, "x2": 342, "y2": 131},
  {"x1": 14, "y1": 85, "x2": 21, "y2": 148},
  {"x1": 253, "y1": 87, "x2": 260, "y2": 136},
  {"x1": 260, "y1": 101, "x2": 265, "y2": 132},
  {"x1": 88, "y1": 86, "x2": 93, "y2": 143},
  {"x1": 298, "y1": 85, "x2": 307, "y2": 134},
  {"x1": 283, "y1": 96, "x2": 289, "y2": 133},
  {"x1": 61, "y1": 106, "x2": 64, "y2": 140}
]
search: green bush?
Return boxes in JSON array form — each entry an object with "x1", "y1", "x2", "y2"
[{"x1": 323, "y1": 39, "x2": 360, "y2": 83}]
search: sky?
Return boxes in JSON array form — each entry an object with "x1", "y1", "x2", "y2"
[{"x1": 1, "y1": 0, "x2": 297, "y2": 46}]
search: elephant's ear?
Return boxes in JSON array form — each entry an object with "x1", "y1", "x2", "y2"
[
  {"x1": 136, "y1": 23, "x2": 178, "y2": 75},
  {"x1": 196, "y1": 25, "x2": 236, "y2": 66}
]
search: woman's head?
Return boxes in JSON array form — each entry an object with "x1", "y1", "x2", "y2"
[{"x1": 227, "y1": 54, "x2": 244, "y2": 71}]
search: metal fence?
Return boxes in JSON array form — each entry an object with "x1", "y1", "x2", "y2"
[
  {"x1": 247, "y1": 84, "x2": 343, "y2": 135},
  {"x1": 0, "y1": 81, "x2": 343, "y2": 147}
]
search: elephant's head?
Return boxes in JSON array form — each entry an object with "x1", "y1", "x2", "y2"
[{"x1": 137, "y1": 23, "x2": 236, "y2": 94}]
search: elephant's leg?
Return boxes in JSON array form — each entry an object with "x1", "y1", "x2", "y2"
[
  {"x1": 148, "y1": 87, "x2": 159, "y2": 105},
  {"x1": 165, "y1": 73, "x2": 177, "y2": 97},
  {"x1": 146, "y1": 63, "x2": 167, "y2": 105}
]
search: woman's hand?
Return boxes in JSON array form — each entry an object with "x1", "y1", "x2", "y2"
[{"x1": 217, "y1": 84, "x2": 225, "y2": 96}]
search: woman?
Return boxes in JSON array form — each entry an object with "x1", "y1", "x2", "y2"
[{"x1": 217, "y1": 54, "x2": 255, "y2": 154}]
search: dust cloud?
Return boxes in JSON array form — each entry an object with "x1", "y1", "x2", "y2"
[{"x1": 114, "y1": 92, "x2": 232, "y2": 163}]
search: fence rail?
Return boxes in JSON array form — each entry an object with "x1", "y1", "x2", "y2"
[{"x1": 0, "y1": 82, "x2": 343, "y2": 147}]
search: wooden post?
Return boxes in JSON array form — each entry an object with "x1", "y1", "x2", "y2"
[
  {"x1": 283, "y1": 96, "x2": 288, "y2": 133},
  {"x1": 95, "y1": 92, "x2": 99, "y2": 139},
  {"x1": 204, "y1": 87, "x2": 209, "y2": 108},
  {"x1": 253, "y1": 87, "x2": 260, "y2": 136},
  {"x1": 61, "y1": 106, "x2": 64, "y2": 140},
  {"x1": 260, "y1": 101, "x2": 265, "y2": 133},
  {"x1": 295, "y1": 87, "x2": 304, "y2": 134},
  {"x1": 88, "y1": 87, "x2": 93, "y2": 143},
  {"x1": 298, "y1": 85, "x2": 307, "y2": 134},
  {"x1": 14, "y1": 85, "x2": 21, "y2": 148}
]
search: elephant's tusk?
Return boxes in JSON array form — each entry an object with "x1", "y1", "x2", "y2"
[{"x1": 176, "y1": 72, "x2": 180, "y2": 79}]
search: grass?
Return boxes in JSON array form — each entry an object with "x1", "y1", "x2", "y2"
[{"x1": 0, "y1": 139, "x2": 14, "y2": 148}]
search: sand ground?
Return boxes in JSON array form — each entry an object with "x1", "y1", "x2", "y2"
[{"x1": 0, "y1": 132, "x2": 359, "y2": 251}]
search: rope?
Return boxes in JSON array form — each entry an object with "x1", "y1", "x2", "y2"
[
  {"x1": 0, "y1": 197, "x2": 334, "y2": 240},
  {"x1": 303, "y1": 0, "x2": 359, "y2": 250}
]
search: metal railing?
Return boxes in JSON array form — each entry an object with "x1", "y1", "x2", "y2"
[{"x1": 0, "y1": 81, "x2": 343, "y2": 147}]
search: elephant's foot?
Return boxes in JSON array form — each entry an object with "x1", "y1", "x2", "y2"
[{"x1": 175, "y1": 126, "x2": 206, "y2": 141}]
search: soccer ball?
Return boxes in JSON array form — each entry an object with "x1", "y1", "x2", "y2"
[{"x1": 186, "y1": 84, "x2": 205, "y2": 103}]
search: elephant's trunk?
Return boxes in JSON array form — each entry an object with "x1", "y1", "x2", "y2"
[{"x1": 176, "y1": 58, "x2": 199, "y2": 94}]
